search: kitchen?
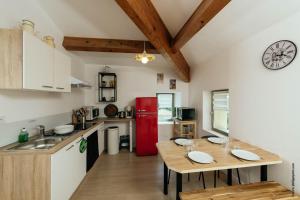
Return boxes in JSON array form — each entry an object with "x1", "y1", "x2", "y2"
[{"x1": 1, "y1": 0, "x2": 300, "y2": 200}]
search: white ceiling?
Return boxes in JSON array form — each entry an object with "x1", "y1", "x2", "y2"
[{"x1": 36, "y1": 0, "x2": 300, "y2": 69}]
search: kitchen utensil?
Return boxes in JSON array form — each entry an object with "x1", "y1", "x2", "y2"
[
  {"x1": 104, "y1": 104, "x2": 118, "y2": 118},
  {"x1": 231, "y1": 149, "x2": 261, "y2": 161},
  {"x1": 72, "y1": 110, "x2": 78, "y2": 124},
  {"x1": 54, "y1": 125, "x2": 74, "y2": 135},
  {"x1": 174, "y1": 138, "x2": 193, "y2": 146},
  {"x1": 42, "y1": 35, "x2": 55, "y2": 48},
  {"x1": 207, "y1": 137, "x2": 227, "y2": 144},
  {"x1": 187, "y1": 151, "x2": 214, "y2": 164}
]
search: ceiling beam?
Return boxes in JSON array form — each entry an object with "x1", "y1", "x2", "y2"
[
  {"x1": 115, "y1": 0, "x2": 190, "y2": 82},
  {"x1": 172, "y1": 0, "x2": 231, "y2": 50},
  {"x1": 63, "y1": 36, "x2": 158, "y2": 54}
]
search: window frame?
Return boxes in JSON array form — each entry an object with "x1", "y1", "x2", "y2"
[
  {"x1": 156, "y1": 93, "x2": 175, "y2": 122},
  {"x1": 211, "y1": 89, "x2": 229, "y2": 136}
]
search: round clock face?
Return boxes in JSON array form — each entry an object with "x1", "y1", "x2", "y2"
[{"x1": 262, "y1": 40, "x2": 297, "y2": 70}]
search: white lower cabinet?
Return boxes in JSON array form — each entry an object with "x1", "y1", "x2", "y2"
[
  {"x1": 98, "y1": 123, "x2": 105, "y2": 155},
  {"x1": 51, "y1": 137, "x2": 86, "y2": 200}
]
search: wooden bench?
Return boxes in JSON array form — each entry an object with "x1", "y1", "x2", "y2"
[{"x1": 180, "y1": 181, "x2": 300, "y2": 200}]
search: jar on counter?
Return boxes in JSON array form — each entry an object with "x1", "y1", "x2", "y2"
[{"x1": 42, "y1": 35, "x2": 55, "y2": 48}]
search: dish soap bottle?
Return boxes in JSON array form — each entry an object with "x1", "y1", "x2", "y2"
[{"x1": 18, "y1": 128, "x2": 29, "y2": 143}]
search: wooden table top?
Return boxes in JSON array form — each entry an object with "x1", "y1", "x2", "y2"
[
  {"x1": 157, "y1": 138, "x2": 282, "y2": 173},
  {"x1": 180, "y1": 181, "x2": 300, "y2": 200}
]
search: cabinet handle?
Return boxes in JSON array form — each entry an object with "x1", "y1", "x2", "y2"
[
  {"x1": 66, "y1": 144, "x2": 74, "y2": 151},
  {"x1": 42, "y1": 85, "x2": 53, "y2": 88},
  {"x1": 56, "y1": 87, "x2": 65, "y2": 90}
]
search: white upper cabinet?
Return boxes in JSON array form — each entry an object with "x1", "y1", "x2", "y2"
[
  {"x1": 0, "y1": 29, "x2": 71, "y2": 92},
  {"x1": 23, "y1": 31, "x2": 54, "y2": 91},
  {"x1": 54, "y1": 50, "x2": 71, "y2": 92}
]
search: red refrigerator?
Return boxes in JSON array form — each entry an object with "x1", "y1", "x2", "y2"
[{"x1": 135, "y1": 97, "x2": 158, "y2": 156}]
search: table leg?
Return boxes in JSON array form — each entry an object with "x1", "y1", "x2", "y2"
[
  {"x1": 176, "y1": 172, "x2": 182, "y2": 200},
  {"x1": 164, "y1": 163, "x2": 168, "y2": 195},
  {"x1": 129, "y1": 120, "x2": 133, "y2": 152},
  {"x1": 261, "y1": 165, "x2": 268, "y2": 181},
  {"x1": 227, "y1": 169, "x2": 232, "y2": 186}
]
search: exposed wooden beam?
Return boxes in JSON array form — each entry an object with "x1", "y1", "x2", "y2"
[
  {"x1": 116, "y1": 0, "x2": 190, "y2": 82},
  {"x1": 63, "y1": 36, "x2": 158, "y2": 54},
  {"x1": 172, "y1": 0, "x2": 231, "y2": 50}
]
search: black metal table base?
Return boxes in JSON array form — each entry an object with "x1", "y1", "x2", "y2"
[
  {"x1": 261, "y1": 165, "x2": 268, "y2": 181},
  {"x1": 164, "y1": 163, "x2": 268, "y2": 200},
  {"x1": 164, "y1": 162, "x2": 168, "y2": 195},
  {"x1": 176, "y1": 172, "x2": 182, "y2": 200}
]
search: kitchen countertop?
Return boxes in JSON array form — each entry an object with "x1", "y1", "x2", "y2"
[
  {"x1": 0, "y1": 120, "x2": 104, "y2": 155},
  {"x1": 98, "y1": 117, "x2": 135, "y2": 122}
]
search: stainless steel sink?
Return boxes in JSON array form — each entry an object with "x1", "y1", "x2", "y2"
[{"x1": 8, "y1": 136, "x2": 65, "y2": 150}]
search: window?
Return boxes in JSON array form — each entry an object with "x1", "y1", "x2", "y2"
[
  {"x1": 157, "y1": 93, "x2": 175, "y2": 122},
  {"x1": 212, "y1": 90, "x2": 229, "y2": 135}
]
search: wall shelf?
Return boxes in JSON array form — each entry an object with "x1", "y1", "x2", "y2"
[{"x1": 98, "y1": 72, "x2": 117, "y2": 103}]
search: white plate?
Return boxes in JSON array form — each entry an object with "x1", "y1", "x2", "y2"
[
  {"x1": 188, "y1": 151, "x2": 214, "y2": 164},
  {"x1": 231, "y1": 149, "x2": 261, "y2": 161},
  {"x1": 54, "y1": 125, "x2": 74, "y2": 135},
  {"x1": 207, "y1": 137, "x2": 226, "y2": 144},
  {"x1": 174, "y1": 138, "x2": 193, "y2": 146}
]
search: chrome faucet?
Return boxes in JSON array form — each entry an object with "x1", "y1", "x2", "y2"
[{"x1": 36, "y1": 125, "x2": 45, "y2": 136}]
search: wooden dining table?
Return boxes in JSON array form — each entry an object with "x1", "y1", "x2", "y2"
[{"x1": 156, "y1": 138, "x2": 282, "y2": 200}]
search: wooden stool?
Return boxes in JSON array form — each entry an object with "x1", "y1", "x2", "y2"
[{"x1": 180, "y1": 181, "x2": 300, "y2": 200}]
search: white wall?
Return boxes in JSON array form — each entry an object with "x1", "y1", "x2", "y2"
[
  {"x1": 84, "y1": 64, "x2": 189, "y2": 142},
  {"x1": 0, "y1": 0, "x2": 85, "y2": 146},
  {"x1": 189, "y1": 9, "x2": 300, "y2": 193}
]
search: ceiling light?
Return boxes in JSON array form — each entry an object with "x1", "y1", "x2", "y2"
[{"x1": 135, "y1": 41, "x2": 155, "y2": 64}]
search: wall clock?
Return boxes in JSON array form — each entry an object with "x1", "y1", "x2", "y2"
[{"x1": 262, "y1": 40, "x2": 297, "y2": 70}]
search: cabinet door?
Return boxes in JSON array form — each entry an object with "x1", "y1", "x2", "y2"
[
  {"x1": 72, "y1": 138, "x2": 87, "y2": 188},
  {"x1": 51, "y1": 138, "x2": 86, "y2": 200},
  {"x1": 54, "y1": 50, "x2": 71, "y2": 92},
  {"x1": 98, "y1": 124, "x2": 105, "y2": 155},
  {"x1": 51, "y1": 142, "x2": 75, "y2": 200},
  {"x1": 23, "y1": 31, "x2": 54, "y2": 91}
]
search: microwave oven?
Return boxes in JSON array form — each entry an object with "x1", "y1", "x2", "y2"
[
  {"x1": 85, "y1": 106, "x2": 100, "y2": 121},
  {"x1": 176, "y1": 107, "x2": 195, "y2": 121}
]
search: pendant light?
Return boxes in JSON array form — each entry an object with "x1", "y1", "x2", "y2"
[{"x1": 135, "y1": 41, "x2": 155, "y2": 64}]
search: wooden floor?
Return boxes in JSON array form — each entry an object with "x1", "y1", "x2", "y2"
[{"x1": 71, "y1": 151, "x2": 227, "y2": 200}]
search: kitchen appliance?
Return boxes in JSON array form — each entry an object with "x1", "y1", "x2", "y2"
[
  {"x1": 86, "y1": 131, "x2": 99, "y2": 172},
  {"x1": 118, "y1": 111, "x2": 126, "y2": 118},
  {"x1": 84, "y1": 106, "x2": 99, "y2": 121},
  {"x1": 176, "y1": 107, "x2": 196, "y2": 121},
  {"x1": 135, "y1": 97, "x2": 158, "y2": 156},
  {"x1": 125, "y1": 106, "x2": 133, "y2": 118}
]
